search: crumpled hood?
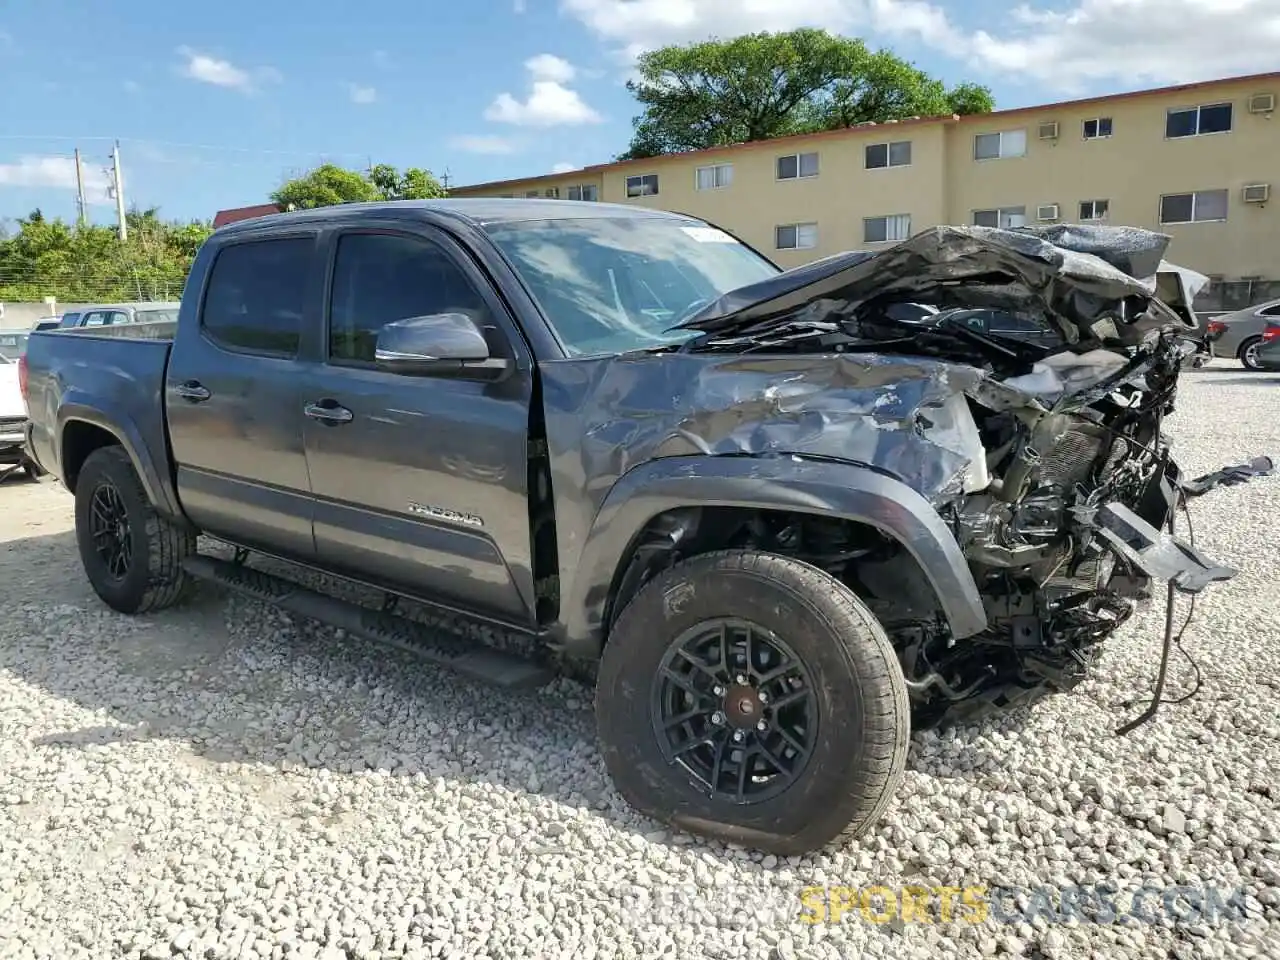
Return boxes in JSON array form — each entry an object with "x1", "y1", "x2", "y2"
[{"x1": 677, "y1": 223, "x2": 1190, "y2": 346}]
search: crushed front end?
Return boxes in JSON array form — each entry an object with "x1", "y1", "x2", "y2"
[{"x1": 674, "y1": 224, "x2": 1274, "y2": 728}]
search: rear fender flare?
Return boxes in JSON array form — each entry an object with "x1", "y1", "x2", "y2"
[
  {"x1": 557, "y1": 456, "x2": 987, "y2": 658},
  {"x1": 56, "y1": 398, "x2": 184, "y2": 522}
]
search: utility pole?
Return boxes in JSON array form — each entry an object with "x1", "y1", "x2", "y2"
[
  {"x1": 74, "y1": 148, "x2": 87, "y2": 228},
  {"x1": 110, "y1": 140, "x2": 127, "y2": 241}
]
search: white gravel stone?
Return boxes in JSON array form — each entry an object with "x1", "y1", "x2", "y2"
[{"x1": 1, "y1": 365, "x2": 1278, "y2": 959}]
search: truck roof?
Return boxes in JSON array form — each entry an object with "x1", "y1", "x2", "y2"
[{"x1": 213, "y1": 198, "x2": 694, "y2": 235}]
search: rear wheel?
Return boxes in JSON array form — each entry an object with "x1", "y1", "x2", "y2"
[
  {"x1": 1239, "y1": 337, "x2": 1263, "y2": 370},
  {"x1": 74, "y1": 446, "x2": 196, "y2": 614},
  {"x1": 595, "y1": 549, "x2": 910, "y2": 855}
]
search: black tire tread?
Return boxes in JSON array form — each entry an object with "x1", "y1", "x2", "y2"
[
  {"x1": 77, "y1": 446, "x2": 196, "y2": 614},
  {"x1": 598, "y1": 548, "x2": 911, "y2": 854},
  {"x1": 1239, "y1": 336, "x2": 1262, "y2": 370}
]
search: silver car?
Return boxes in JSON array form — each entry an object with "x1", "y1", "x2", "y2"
[{"x1": 1205, "y1": 297, "x2": 1280, "y2": 369}]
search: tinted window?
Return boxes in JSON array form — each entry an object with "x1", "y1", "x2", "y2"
[
  {"x1": 328, "y1": 233, "x2": 493, "y2": 364},
  {"x1": 82, "y1": 311, "x2": 109, "y2": 327},
  {"x1": 58, "y1": 312, "x2": 81, "y2": 328},
  {"x1": 202, "y1": 238, "x2": 311, "y2": 356},
  {"x1": 1259, "y1": 303, "x2": 1280, "y2": 317}
]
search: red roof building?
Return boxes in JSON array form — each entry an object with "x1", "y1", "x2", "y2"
[{"x1": 212, "y1": 203, "x2": 283, "y2": 229}]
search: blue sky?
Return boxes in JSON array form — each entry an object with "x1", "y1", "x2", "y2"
[{"x1": 0, "y1": 0, "x2": 1272, "y2": 226}]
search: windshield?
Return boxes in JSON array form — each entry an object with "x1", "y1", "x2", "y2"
[
  {"x1": 485, "y1": 217, "x2": 780, "y2": 356},
  {"x1": 0, "y1": 333, "x2": 29, "y2": 362}
]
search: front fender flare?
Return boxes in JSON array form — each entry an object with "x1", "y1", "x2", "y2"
[{"x1": 556, "y1": 456, "x2": 987, "y2": 658}]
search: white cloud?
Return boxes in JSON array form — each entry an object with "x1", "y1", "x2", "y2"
[
  {"x1": 560, "y1": 0, "x2": 1280, "y2": 90},
  {"x1": 484, "y1": 54, "x2": 603, "y2": 126},
  {"x1": 551, "y1": 161, "x2": 579, "y2": 173},
  {"x1": 450, "y1": 134, "x2": 522, "y2": 154},
  {"x1": 0, "y1": 156, "x2": 113, "y2": 203},
  {"x1": 349, "y1": 83, "x2": 377, "y2": 104},
  {"x1": 176, "y1": 46, "x2": 280, "y2": 93}
]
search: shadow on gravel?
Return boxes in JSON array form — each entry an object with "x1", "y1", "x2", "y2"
[{"x1": 3, "y1": 528, "x2": 1023, "y2": 854}]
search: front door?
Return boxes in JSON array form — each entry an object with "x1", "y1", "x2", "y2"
[
  {"x1": 165, "y1": 234, "x2": 319, "y2": 560},
  {"x1": 300, "y1": 226, "x2": 538, "y2": 625}
]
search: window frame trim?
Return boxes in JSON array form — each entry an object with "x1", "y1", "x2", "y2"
[
  {"x1": 972, "y1": 206, "x2": 1028, "y2": 229},
  {"x1": 973, "y1": 128, "x2": 1028, "y2": 162},
  {"x1": 1078, "y1": 198, "x2": 1110, "y2": 221},
  {"x1": 864, "y1": 140, "x2": 913, "y2": 170},
  {"x1": 775, "y1": 151, "x2": 820, "y2": 181},
  {"x1": 1165, "y1": 101, "x2": 1234, "y2": 140},
  {"x1": 862, "y1": 213, "x2": 912, "y2": 244},
  {"x1": 197, "y1": 232, "x2": 320, "y2": 361},
  {"x1": 1081, "y1": 116, "x2": 1113, "y2": 140},
  {"x1": 1158, "y1": 189, "x2": 1230, "y2": 225},
  {"x1": 625, "y1": 173, "x2": 660, "y2": 198},
  {"x1": 694, "y1": 162, "x2": 734, "y2": 191},
  {"x1": 775, "y1": 221, "x2": 819, "y2": 250}
]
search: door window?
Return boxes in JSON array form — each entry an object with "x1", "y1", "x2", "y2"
[
  {"x1": 327, "y1": 232, "x2": 499, "y2": 364},
  {"x1": 201, "y1": 237, "x2": 312, "y2": 356}
]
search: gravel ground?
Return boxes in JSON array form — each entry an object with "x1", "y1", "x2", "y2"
[{"x1": 1, "y1": 363, "x2": 1278, "y2": 960}]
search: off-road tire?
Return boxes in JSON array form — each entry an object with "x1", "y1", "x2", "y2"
[
  {"x1": 74, "y1": 445, "x2": 196, "y2": 614},
  {"x1": 1239, "y1": 337, "x2": 1263, "y2": 370},
  {"x1": 595, "y1": 549, "x2": 911, "y2": 855}
]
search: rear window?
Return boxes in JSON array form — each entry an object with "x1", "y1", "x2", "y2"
[
  {"x1": 58, "y1": 312, "x2": 82, "y2": 328},
  {"x1": 201, "y1": 238, "x2": 312, "y2": 356},
  {"x1": 135, "y1": 308, "x2": 179, "y2": 324}
]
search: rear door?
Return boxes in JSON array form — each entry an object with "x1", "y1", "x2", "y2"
[
  {"x1": 299, "y1": 224, "x2": 538, "y2": 624},
  {"x1": 165, "y1": 233, "x2": 320, "y2": 560}
]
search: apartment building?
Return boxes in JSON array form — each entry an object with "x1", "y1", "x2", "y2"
[{"x1": 452, "y1": 71, "x2": 1280, "y2": 310}]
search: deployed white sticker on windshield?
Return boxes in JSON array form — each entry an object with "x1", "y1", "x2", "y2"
[{"x1": 681, "y1": 226, "x2": 737, "y2": 243}]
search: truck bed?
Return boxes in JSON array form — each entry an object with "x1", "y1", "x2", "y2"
[{"x1": 23, "y1": 323, "x2": 175, "y2": 495}]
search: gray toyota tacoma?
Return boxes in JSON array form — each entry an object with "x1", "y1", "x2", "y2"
[{"x1": 20, "y1": 200, "x2": 1272, "y2": 854}]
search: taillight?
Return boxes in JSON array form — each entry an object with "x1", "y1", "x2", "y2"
[
  {"x1": 1206, "y1": 320, "x2": 1226, "y2": 336},
  {"x1": 17, "y1": 354, "x2": 28, "y2": 401},
  {"x1": 1263, "y1": 324, "x2": 1280, "y2": 343}
]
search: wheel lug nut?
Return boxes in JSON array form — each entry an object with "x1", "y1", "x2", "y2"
[
  {"x1": 758, "y1": 691, "x2": 768, "y2": 704},
  {"x1": 756, "y1": 720, "x2": 767, "y2": 732},
  {"x1": 712, "y1": 685, "x2": 724, "y2": 697},
  {"x1": 711, "y1": 711, "x2": 725, "y2": 725},
  {"x1": 732, "y1": 730, "x2": 744, "y2": 742},
  {"x1": 735, "y1": 675, "x2": 747, "y2": 685}
]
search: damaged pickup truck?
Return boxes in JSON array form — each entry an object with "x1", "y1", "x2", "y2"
[{"x1": 20, "y1": 201, "x2": 1272, "y2": 855}]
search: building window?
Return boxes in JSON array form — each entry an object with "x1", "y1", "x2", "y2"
[
  {"x1": 500, "y1": 193, "x2": 515, "y2": 198},
  {"x1": 776, "y1": 152, "x2": 820, "y2": 180},
  {"x1": 1082, "y1": 117, "x2": 1113, "y2": 140},
  {"x1": 1166, "y1": 103, "x2": 1232, "y2": 138},
  {"x1": 973, "y1": 130, "x2": 1027, "y2": 161},
  {"x1": 1159, "y1": 189, "x2": 1229, "y2": 224},
  {"x1": 863, "y1": 214, "x2": 911, "y2": 243},
  {"x1": 525, "y1": 190, "x2": 540, "y2": 198},
  {"x1": 567, "y1": 184, "x2": 599, "y2": 201},
  {"x1": 776, "y1": 222, "x2": 818, "y2": 250},
  {"x1": 695, "y1": 163, "x2": 734, "y2": 190},
  {"x1": 973, "y1": 206, "x2": 1028, "y2": 229},
  {"x1": 626, "y1": 174, "x2": 659, "y2": 197},
  {"x1": 1079, "y1": 199, "x2": 1110, "y2": 221},
  {"x1": 545, "y1": 187, "x2": 560, "y2": 199},
  {"x1": 864, "y1": 141, "x2": 912, "y2": 169}
]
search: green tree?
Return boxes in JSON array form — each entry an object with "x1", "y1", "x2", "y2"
[
  {"x1": 271, "y1": 162, "x2": 447, "y2": 211},
  {"x1": 0, "y1": 207, "x2": 213, "y2": 304},
  {"x1": 619, "y1": 29, "x2": 994, "y2": 159}
]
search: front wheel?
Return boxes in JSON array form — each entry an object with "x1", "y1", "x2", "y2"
[
  {"x1": 74, "y1": 445, "x2": 197, "y2": 614},
  {"x1": 1240, "y1": 337, "x2": 1264, "y2": 370},
  {"x1": 595, "y1": 550, "x2": 910, "y2": 855}
]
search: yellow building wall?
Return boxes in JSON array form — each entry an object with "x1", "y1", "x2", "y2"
[
  {"x1": 450, "y1": 75, "x2": 1279, "y2": 282},
  {"x1": 945, "y1": 76, "x2": 1280, "y2": 278}
]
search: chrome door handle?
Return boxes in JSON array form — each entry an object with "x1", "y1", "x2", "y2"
[
  {"x1": 175, "y1": 381, "x2": 211, "y2": 402},
  {"x1": 304, "y1": 400, "x2": 353, "y2": 424}
]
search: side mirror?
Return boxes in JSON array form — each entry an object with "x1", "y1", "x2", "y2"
[{"x1": 374, "y1": 313, "x2": 509, "y2": 378}]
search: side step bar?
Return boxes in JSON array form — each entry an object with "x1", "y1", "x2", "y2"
[{"x1": 181, "y1": 554, "x2": 553, "y2": 690}]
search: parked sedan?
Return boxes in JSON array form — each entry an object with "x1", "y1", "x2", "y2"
[
  {"x1": 1204, "y1": 297, "x2": 1280, "y2": 369},
  {"x1": 1255, "y1": 322, "x2": 1280, "y2": 371},
  {"x1": 57, "y1": 301, "x2": 181, "y2": 329}
]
